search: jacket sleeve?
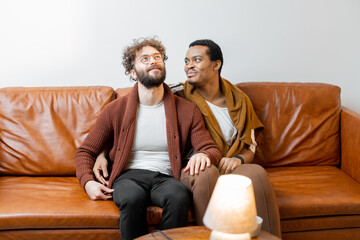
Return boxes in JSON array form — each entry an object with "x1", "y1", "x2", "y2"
[
  {"x1": 75, "y1": 106, "x2": 114, "y2": 188},
  {"x1": 189, "y1": 105, "x2": 222, "y2": 165}
]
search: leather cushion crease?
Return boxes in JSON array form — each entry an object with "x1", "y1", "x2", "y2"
[{"x1": 281, "y1": 215, "x2": 360, "y2": 232}]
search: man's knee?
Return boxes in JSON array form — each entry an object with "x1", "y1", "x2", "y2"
[
  {"x1": 114, "y1": 192, "x2": 147, "y2": 210},
  {"x1": 203, "y1": 164, "x2": 220, "y2": 179},
  {"x1": 181, "y1": 164, "x2": 219, "y2": 190},
  {"x1": 232, "y1": 163, "x2": 269, "y2": 182},
  {"x1": 158, "y1": 180, "x2": 192, "y2": 211},
  {"x1": 164, "y1": 182, "x2": 191, "y2": 206}
]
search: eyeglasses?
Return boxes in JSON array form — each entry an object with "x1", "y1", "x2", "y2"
[{"x1": 137, "y1": 53, "x2": 164, "y2": 65}]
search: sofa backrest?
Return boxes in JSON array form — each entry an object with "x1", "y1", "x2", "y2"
[
  {"x1": 115, "y1": 87, "x2": 132, "y2": 98},
  {"x1": 0, "y1": 83, "x2": 342, "y2": 175},
  {"x1": 237, "y1": 82, "x2": 341, "y2": 167},
  {"x1": 0, "y1": 87, "x2": 114, "y2": 176}
]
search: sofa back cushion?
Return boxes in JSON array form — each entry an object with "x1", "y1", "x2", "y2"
[
  {"x1": 0, "y1": 87, "x2": 114, "y2": 176},
  {"x1": 237, "y1": 82, "x2": 341, "y2": 167}
]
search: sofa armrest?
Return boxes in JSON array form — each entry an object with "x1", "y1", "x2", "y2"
[{"x1": 341, "y1": 107, "x2": 360, "y2": 183}]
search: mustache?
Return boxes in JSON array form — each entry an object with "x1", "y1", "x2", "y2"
[
  {"x1": 147, "y1": 66, "x2": 162, "y2": 71},
  {"x1": 186, "y1": 69, "x2": 197, "y2": 74}
]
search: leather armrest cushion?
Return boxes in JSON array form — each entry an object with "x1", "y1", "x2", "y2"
[{"x1": 341, "y1": 107, "x2": 360, "y2": 182}]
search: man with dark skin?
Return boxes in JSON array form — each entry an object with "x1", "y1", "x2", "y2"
[{"x1": 178, "y1": 39, "x2": 281, "y2": 237}]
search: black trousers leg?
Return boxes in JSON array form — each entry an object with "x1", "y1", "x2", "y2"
[
  {"x1": 112, "y1": 171, "x2": 150, "y2": 240},
  {"x1": 150, "y1": 173, "x2": 191, "y2": 230}
]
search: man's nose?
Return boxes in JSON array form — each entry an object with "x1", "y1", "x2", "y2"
[
  {"x1": 149, "y1": 56, "x2": 158, "y2": 65},
  {"x1": 186, "y1": 60, "x2": 194, "y2": 69}
]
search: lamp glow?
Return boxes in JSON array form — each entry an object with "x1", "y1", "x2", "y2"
[{"x1": 203, "y1": 175, "x2": 258, "y2": 240}]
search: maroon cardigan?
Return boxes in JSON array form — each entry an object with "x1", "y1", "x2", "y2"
[{"x1": 76, "y1": 83, "x2": 222, "y2": 188}]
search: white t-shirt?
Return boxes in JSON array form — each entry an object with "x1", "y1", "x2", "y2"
[
  {"x1": 125, "y1": 101, "x2": 172, "y2": 175},
  {"x1": 206, "y1": 100, "x2": 257, "y2": 153},
  {"x1": 206, "y1": 100, "x2": 237, "y2": 146}
]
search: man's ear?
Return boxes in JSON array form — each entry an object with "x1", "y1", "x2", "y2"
[
  {"x1": 130, "y1": 69, "x2": 137, "y2": 80},
  {"x1": 213, "y1": 60, "x2": 222, "y2": 71}
]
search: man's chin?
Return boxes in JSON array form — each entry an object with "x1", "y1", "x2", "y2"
[
  {"x1": 188, "y1": 80, "x2": 197, "y2": 86},
  {"x1": 144, "y1": 82, "x2": 164, "y2": 89},
  {"x1": 139, "y1": 77, "x2": 165, "y2": 89}
]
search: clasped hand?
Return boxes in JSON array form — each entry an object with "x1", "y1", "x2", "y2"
[
  {"x1": 85, "y1": 153, "x2": 113, "y2": 200},
  {"x1": 218, "y1": 157, "x2": 242, "y2": 175},
  {"x1": 85, "y1": 180, "x2": 114, "y2": 200}
]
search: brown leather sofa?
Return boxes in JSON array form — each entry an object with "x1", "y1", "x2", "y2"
[{"x1": 1, "y1": 82, "x2": 359, "y2": 240}]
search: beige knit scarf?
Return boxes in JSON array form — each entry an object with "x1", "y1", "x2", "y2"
[{"x1": 184, "y1": 78, "x2": 263, "y2": 157}]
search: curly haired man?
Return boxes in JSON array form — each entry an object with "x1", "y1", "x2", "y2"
[{"x1": 75, "y1": 37, "x2": 221, "y2": 240}]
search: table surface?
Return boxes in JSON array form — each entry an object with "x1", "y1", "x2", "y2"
[{"x1": 136, "y1": 226, "x2": 281, "y2": 240}]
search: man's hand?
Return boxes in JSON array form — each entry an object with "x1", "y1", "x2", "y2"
[
  {"x1": 93, "y1": 152, "x2": 109, "y2": 186},
  {"x1": 84, "y1": 180, "x2": 114, "y2": 200},
  {"x1": 218, "y1": 157, "x2": 242, "y2": 175},
  {"x1": 183, "y1": 153, "x2": 211, "y2": 176}
]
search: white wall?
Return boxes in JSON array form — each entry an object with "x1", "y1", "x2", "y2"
[{"x1": 1, "y1": 0, "x2": 359, "y2": 112}]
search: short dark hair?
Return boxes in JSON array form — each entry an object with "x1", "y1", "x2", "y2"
[
  {"x1": 189, "y1": 39, "x2": 223, "y2": 75},
  {"x1": 122, "y1": 37, "x2": 168, "y2": 80}
]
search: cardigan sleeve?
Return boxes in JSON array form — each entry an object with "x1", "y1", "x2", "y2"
[
  {"x1": 189, "y1": 105, "x2": 222, "y2": 165},
  {"x1": 75, "y1": 106, "x2": 114, "y2": 189}
]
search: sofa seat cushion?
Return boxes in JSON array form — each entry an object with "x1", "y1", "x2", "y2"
[
  {"x1": 0, "y1": 176, "x2": 195, "y2": 231},
  {"x1": 0, "y1": 176, "x2": 120, "y2": 230},
  {"x1": 267, "y1": 166, "x2": 360, "y2": 220}
]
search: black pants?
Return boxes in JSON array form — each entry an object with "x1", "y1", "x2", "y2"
[{"x1": 112, "y1": 169, "x2": 191, "y2": 240}]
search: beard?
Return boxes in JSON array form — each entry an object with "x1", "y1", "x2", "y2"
[{"x1": 135, "y1": 66, "x2": 166, "y2": 89}]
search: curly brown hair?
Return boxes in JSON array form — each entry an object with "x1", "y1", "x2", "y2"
[{"x1": 122, "y1": 37, "x2": 168, "y2": 80}]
